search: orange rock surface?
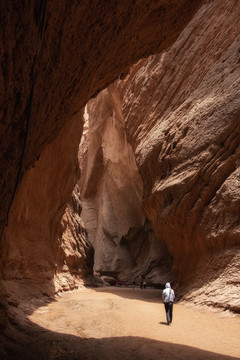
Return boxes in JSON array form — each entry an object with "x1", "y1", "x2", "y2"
[
  {"x1": 0, "y1": 2, "x2": 205, "y2": 354},
  {"x1": 0, "y1": 0, "x2": 240, "y2": 356},
  {"x1": 80, "y1": 0, "x2": 240, "y2": 309},
  {"x1": 79, "y1": 86, "x2": 173, "y2": 285},
  {"x1": 0, "y1": 0, "x2": 202, "y2": 239},
  {"x1": 120, "y1": 0, "x2": 240, "y2": 283}
]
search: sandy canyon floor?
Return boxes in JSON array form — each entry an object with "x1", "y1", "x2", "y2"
[{"x1": 27, "y1": 287, "x2": 239, "y2": 360}]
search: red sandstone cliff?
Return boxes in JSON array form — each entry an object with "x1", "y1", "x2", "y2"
[
  {"x1": 80, "y1": 0, "x2": 240, "y2": 311},
  {"x1": 55, "y1": 185, "x2": 96, "y2": 292},
  {"x1": 0, "y1": 5, "x2": 205, "y2": 343},
  {"x1": 119, "y1": 0, "x2": 240, "y2": 287},
  {"x1": 0, "y1": 2, "x2": 240, "y2": 356},
  {"x1": 0, "y1": 0, "x2": 203, "y2": 314},
  {"x1": 79, "y1": 86, "x2": 173, "y2": 285},
  {"x1": 0, "y1": 0, "x2": 202, "y2": 241},
  {"x1": 0, "y1": 111, "x2": 84, "y2": 297}
]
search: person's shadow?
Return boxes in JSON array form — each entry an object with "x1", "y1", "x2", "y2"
[{"x1": 159, "y1": 321, "x2": 169, "y2": 326}]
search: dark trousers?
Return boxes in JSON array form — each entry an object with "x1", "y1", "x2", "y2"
[{"x1": 164, "y1": 301, "x2": 173, "y2": 324}]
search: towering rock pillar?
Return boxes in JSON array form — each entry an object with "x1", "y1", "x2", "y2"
[{"x1": 79, "y1": 85, "x2": 173, "y2": 285}]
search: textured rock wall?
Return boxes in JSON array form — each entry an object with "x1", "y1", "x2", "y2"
[
  {"x1": 0, "y1": 111, "x2": 84, "y2": 297},
  {"x1": 182, "y1": 248, "x2": 240, "y2": 313},
  {"x1": 0, "y1": 111, "x2": 91, "y2": 356},
  {"x1": 0, "y1": 0, "x2": 203, "y2": 240},
  {"x1": 79, "y1": 86, "x2": 173, "y2": 285},
  {"x1": 0, "y1": 0, "x2": 238, "y2": 332},
  {"x1": 118, "y1": 0, "x2": 240, "y2": 284},
  {"x1": 0, "y1": 2, "x2": 206, "y2": 351},
  {"x1": 80, "y1": 0, "x2": 240, "y2": 309},
  {"x1": 54, "y1": 185, "x2": 95, "y2": 293}
]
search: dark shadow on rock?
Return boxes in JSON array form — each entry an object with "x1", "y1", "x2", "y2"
[{"x1": 178, "y1": 247, "x2": 238, "y2": 297}]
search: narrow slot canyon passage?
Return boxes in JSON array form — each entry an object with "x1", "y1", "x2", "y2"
[{"x1": 0, "y1": 0, "x2": 240, "y2": 359}]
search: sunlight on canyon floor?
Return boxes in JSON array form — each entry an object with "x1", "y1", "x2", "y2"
[{"x1": 29, "y1": 287, "x2": 240, "y2": 360}]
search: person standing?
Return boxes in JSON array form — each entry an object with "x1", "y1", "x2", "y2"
[{"x1": 162, "y1": 282, "x2": 175, "y2": 325}]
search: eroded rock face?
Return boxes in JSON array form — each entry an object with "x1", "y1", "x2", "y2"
[
  {"x1": 118, "y1": 0, "x2": 240, "y2": 284},
  {"x1": 0, "y1": 5, "x2": 238, "y2": 355},
  {"x1": 80, "y1": 0, "x2": 240, "y2": 308},
  {"x1": 0, "y1": 3, "x2": 206, "y2": 352},
  {"x1": 0, "y1": 111, "x2": 84, "y2": 298},
  {"x1": 182, "y1": 248, "x2": 240, "y2": 313},
  {"x1": 0, "y1": 0, "x2": 203, "y2": 240},
  {"x1": 79, "y1": 86, "x2": 173, "y2": 285},
  {"x1": 54, "y1": 185, "x2": 95, "y2": 293}
]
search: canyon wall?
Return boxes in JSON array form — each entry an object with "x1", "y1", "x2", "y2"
[
  {"x1": 0, "y1": 111, "x2": 89, "y2": 299},
  {"x1": 0, "y1": 110, "x2": 91, "y2": 357},
  {"x1": 120, "y1": 0, "x2": 240, "y2": 282},
  {"x1": 0, "y1": 2, "x2": 239, "y2": 349},
  {"x1": 54, "y1": 184, "x2": 96, "y2": 292},
  {"x1": 0, "y1": 0, "x2": 202, "y2": 241},
  {"x1": 79, "y1": 87, "x2": 173, "y2": 285},
  {"x1": 4, "y1": 0, "x2": 239, "y2": 356},
  {"x1": 81, "y1": 0, "x2": 240, "y2": 310},
  {"x1": 0, "y1": 0, "x2": 203, "y2": 300},
  {"x1": 0, "y1": 112, "x2": 103, "y2": 303}
]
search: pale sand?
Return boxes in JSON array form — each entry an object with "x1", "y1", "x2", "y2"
[{"x1": 29, "y1": 287, "x2": 240, "y2": 359}]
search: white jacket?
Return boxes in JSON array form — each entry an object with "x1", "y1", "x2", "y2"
[{"x1": 162, "y1": 287, "x2": 175, "y2": 303}]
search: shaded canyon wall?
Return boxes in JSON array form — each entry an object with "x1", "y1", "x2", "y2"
[
  {"x1": 119, "y1": 0, "x2": 240, "y2": 282},
  {"x1": 0, "y1": 111, "x2": 93, "y2": 299},
  {"x1": 79, "y1": 87, "x2": 173, "y2": 285},
  {"x1": 0, "y1": 3, "x2": 206, "y2": 351},
  {"x1": 0, "y1": 0, "x2": 238, "y2": 335},
  {"x1": 0, "y1": 0, "x2": 203, "y2": 241},
  {"x1": 80, "y1": 0, "x2": 240, "y2": 311},
  {"x1": 0, "y1": 0, "x2": 203, "y2": 306}
]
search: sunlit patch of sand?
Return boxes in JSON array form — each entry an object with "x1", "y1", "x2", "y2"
[{"x1": 29, "y1": 287, "x2": 240, "y2": 359}]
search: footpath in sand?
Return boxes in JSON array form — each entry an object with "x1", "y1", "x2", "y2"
[{"x1": 28, "y1": 287, "x2": 240, "y2": 360}]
